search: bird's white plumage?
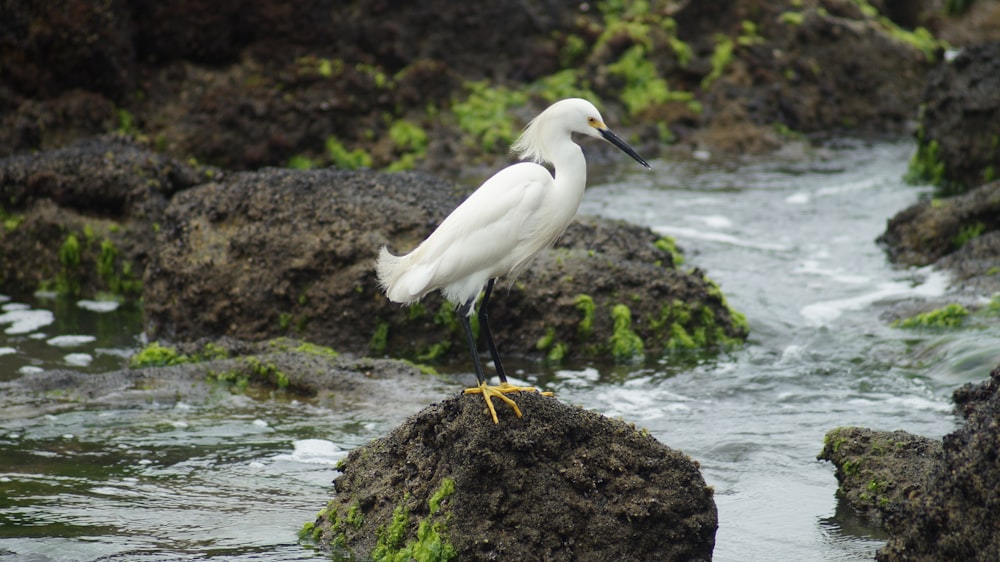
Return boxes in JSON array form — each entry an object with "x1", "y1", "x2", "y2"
[{"x1": 376, "y1": 98, "x2": 646, "y2": 316}]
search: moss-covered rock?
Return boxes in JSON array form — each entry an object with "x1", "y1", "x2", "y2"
[{"x1": 314, "y1": 391, "x2": 716, "y2": 561}]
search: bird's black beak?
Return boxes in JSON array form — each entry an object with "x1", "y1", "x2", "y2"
[{"x1": 600, "y1": 128, "x2": 651, "y2": 169}]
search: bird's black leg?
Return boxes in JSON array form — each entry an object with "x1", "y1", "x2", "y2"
[
  {"x1": 479, "y1": 278, "x2": 508, "y2": 383},
  {"x1": 458, "y1": 298, "x2": 487, "y2": 386}
]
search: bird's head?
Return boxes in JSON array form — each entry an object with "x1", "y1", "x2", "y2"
[{"x1": 512, "y1": 98, "x2": 650, "y2": 169}]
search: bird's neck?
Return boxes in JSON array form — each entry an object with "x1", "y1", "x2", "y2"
[{"x1": 550, "y1": 139, "x2": 586, "y2": 192}]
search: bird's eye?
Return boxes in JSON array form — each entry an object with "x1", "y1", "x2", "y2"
[{"x1": 587, "y1": 117, "x2": 598, "y2": 126}]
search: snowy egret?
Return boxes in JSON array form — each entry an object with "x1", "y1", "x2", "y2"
[{"x1": 376, "y1": 98, "x2": 650, "y2": 423}]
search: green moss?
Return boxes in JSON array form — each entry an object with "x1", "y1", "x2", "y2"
[
  {"x1": 346, "y1": 501, "x2": 364, "y2": 529},
  {"x1": 654, "y1": 236, "x2": 684, "y2": 265},
  {"x1": 882, "y1": 20, "x2": 942, "y2": 62},
  {"x1": 130, "y1": 342, "x2": 190, "y2": 369},
  {"x1": 574, "y1": 294, "x2": 596, "y2": 339},
  {"x1": 536, "y1": 327, "x2": 556, "y2": 350},
  {"x1": 371, "y1": 322, "x2": 390, "y2": 354},
  {"x1": 609, "y1": 304, "x2": 645, "y2": 363},
  {"x1": 953, "y1": 221, "x2": 985, "y2": 249},
  {"x1": 244, "y1": 356, "x2": 290, "y2": 389},
  {"x1": 428, "y1": 478, "x2": 455, "y2": 515},
  {"x1": 95, "y1": 238, "x2": 141, "y2": 295},
  {"x1": 287, "y1": 155, "x2": 318, "y2": 170},
  {"x1": 294, "y1": 341, "x2": 339, "y2": 359},
  {"x1": 607, "y1": 45, "x2": 673, "y2": 116},
  {"x1": 55, "y1": 233, "x2": 82, "y2": 295},
  {"x1": 326, "y1": 137, "x2": 372, "y2": 170},
  {"x1": 452, "y1": 81, "x2": 527, "y2": 152},
  {"x1": 390, "y1": 120, "x2": 429, "y2": 154},
  {"x1": 530, "y1": 69, "x2": 597, "y2": 104},
  {"x1": 371, "y1": 483, "x2": 457, "y2": 562},
  {"x1": 701, "y1": 35, "x2": 734, "y2": 90},
  {"x1": 894, "y1": 303, "x2": 969, "y2": 328},
  {"x1": 779, "y1": 11, "x2": 804, "y2": 26},
  {"x1": 906, "y1": 136, "x2": 946, "y2": 189},
  {"x1": 195, "y1": 342, "x2": 230, "y2": 361},
  {"x1": 116, "y1": 108, "x2": 139, "y2": 135}
]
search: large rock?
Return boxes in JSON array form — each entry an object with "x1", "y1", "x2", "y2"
[
  {"x1": 0, "y1": 135, "x2": 215, "y2": 296},
  {"x1": 311, "y1": 392, "x2": 716, "y2": 561},
  {"x1": 907, "y1": 42, "x2": 1000, "y2": 193},
  {"x1": 817, "y1": 427, "x2": 941, "y2": 525},
  {"x1": 877, "y1": 179, "x2": 1000, "y2": 294},
  {"x1": 143, "y1": 166, "x2": 747, "y2": 362},
  {"x1": 877, "y1": 363, "x2": 1000, "y2": 561}
]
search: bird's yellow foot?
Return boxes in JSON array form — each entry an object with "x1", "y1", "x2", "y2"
[{"x1": 464, "y1": 381, "x2": 554, "y2": 424}]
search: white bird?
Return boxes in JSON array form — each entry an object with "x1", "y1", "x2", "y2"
[{"x1": 376, "y1": 98, "x2": 650, "y2": 423}]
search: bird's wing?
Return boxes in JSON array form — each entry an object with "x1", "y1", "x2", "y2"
[{"x1": 409, "y1": 162, "x2": 553, "y2": 297}]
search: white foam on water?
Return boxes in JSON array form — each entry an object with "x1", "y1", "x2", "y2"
[
  {"x1": 0, "y1": 308, "x2": 54, "y2": 335},
  {"x1": 77, "y1": 299, "x2": 121, "y2": 313},
  {"x1": 800, "y1": 269, "x2": 950, "y2": 326},
  {"x1": 64, "y1": 353, "x2": 93, "y2": 367},
  {"x1": 47, "y1": 335, "x2": 97, "y2": 348},
  {"x1": 654, "y1": 225, "x2": 792, "y2": 252},
  {"x1": 272, "y1": 439, "x2": 346, "y2": 466}
]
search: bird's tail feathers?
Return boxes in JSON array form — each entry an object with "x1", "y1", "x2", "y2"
[{"x1": 376, "y1": 245, "x2": 433, "y2": 304}]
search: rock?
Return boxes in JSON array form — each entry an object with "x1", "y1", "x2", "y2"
[
  {"x1": 311, "y1": 392, "x2": 716, "y2": 561},
  {"x1": 877, "y1": 363, "x2": 1000, "y2": 561},
  {"x1": 1, "y1": 1, "x2": 957, "y2": 169},
  {"x1": 143, "y1": 166, "x2": 747, "y2": 362},
  {"x1": 0, "y1": 337, "x2": 446, "y2": 421},
  {"x1": 0, "y1": 135, "x2": 215, "y2": 297},
  {"x1": 908, "y1": 41, "x2": 1000, "y2": 193},
  {"x1": 817, "y1": 427, "x2": 942, "y2": 525},
  {"x1": 692, "y1": 4, "x2": 938, "y2": 153},
  {"x1": 877, "y1": 179, "x2": 1000, "y2": 293}
]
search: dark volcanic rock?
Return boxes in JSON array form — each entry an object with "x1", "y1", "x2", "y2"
[
  {"x1": 314, "y1": 392, "x2": 716, "y2": 561},
  {"x1": 877, "y1": 179, "x2": 1000, "y2": 293},
  {"x1": 818, "y1": 427, "x2": 942, "y2": 525},
  {"x1": 0, "y1": 135, "x2": 216, "y2": 296},
  {"x1": 144, "y1": 166, "x2": 747, "y2": 362},
  {"x1": 877, "y1": 364, "x2": 1000, "y2": 561},
  {"x1": 909, "y1": 41, "x2": 1000, "y2": 192}
]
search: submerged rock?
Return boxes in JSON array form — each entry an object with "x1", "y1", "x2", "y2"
[{"x1": 311, "y1": 392, "x2": 716, "y2": 561}]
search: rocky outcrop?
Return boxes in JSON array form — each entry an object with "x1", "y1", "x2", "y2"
[
  {"x1": 0, "y1": 135, "x2": 215, "y2": 297},
  {"x1": 818, "y1": 364, "x2": 1000, "y2": 562},
  {"x1": 877, "y1": 364, "x2": 1000, "y2": 561},
  {"x1": 877, "y1": 179, "x2": 1000, "y2": 293},
  {"x1": 907, "y1": 42, "x2": 1000, "y2": 193},
  {"x1": 1, "y1": 1, "x2": 963, "y2": 170},
  {"x1": 817, "y1": 427, "x2": 941, "y2": 525},
  {"x1": 311, "y1": 391, "x2": 717, "y2": 561},
  {"x1": 143, "y1": 165, "x2": 748, "y2": 362}
]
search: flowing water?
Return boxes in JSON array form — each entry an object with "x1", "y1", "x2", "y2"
[{"x1": 2, "y1": 139, "x2": 998, "y2": 561}]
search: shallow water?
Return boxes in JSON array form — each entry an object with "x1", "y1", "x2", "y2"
[{"x1": 2, "y1": 139, "x2": 998, "y2": 561}]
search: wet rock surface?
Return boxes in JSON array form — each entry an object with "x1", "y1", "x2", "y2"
[
  {"x1": 144, "y1": 165, "x2": 747, "y2": 362},
  {"x1": 0, "y1": 0, "x2": 964, "y2": 169},
  {"x1": 818, "y1": 427, "x2": 941, "y2": 525},
  {"x1": 877, "y1": 364, "x2": 1000, "y2": 561},
  {"x1": 877, "y1": 179, "x2": 1000, "y2": 294},
  {"x1": 909, "y1": 41, "x2": 1000, "y2": 193},
  {"x1": 819, "y1": 363, "x2": 1000, "y2": 562},
  {"x1": 0, "y1": 337, "x2": 447, "y2": 419},
  {"x1": 314, "y1": 391, "x2": 717, "y2": 561}
]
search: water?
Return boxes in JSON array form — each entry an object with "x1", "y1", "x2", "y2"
[{"x1": 2, "y1": 139, "x2": 997, "y2": 561}]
